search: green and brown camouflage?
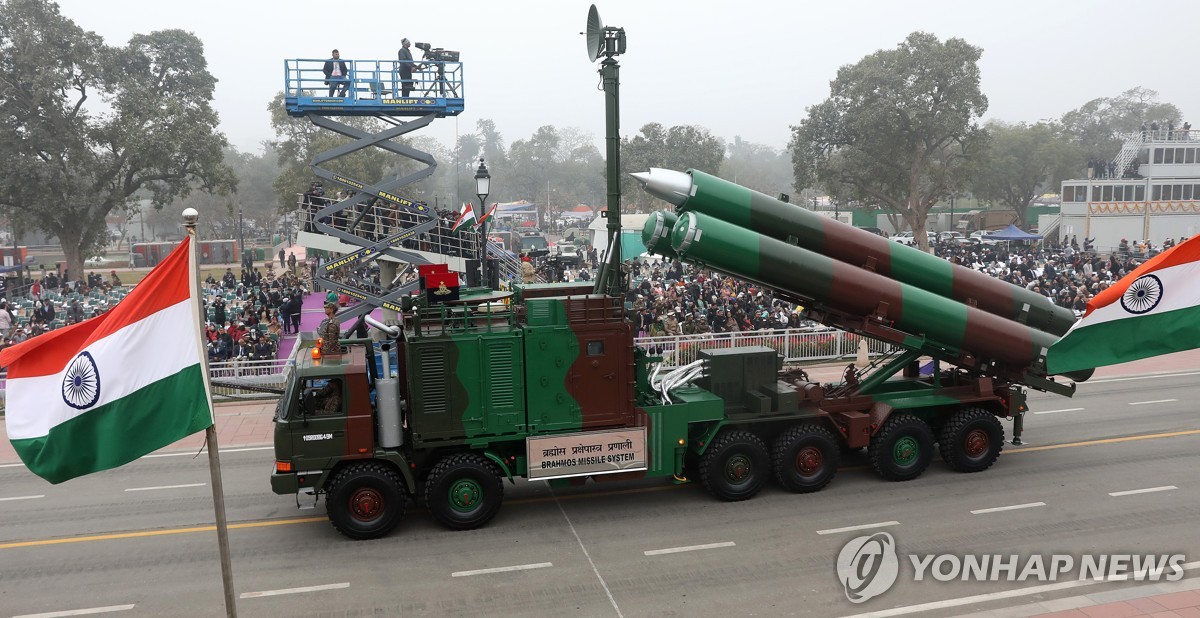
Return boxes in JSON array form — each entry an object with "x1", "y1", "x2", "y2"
[
  {"x1": 632, "y1": 168, "x2": 1077, "y2": 337},
  {"x1": 271, "y1": 233, "x2": 1070, "y2": 539},
  {"x1": 271, "y1": 280, "x2": 1046, "y2": 538},
  {"x1": 668, "y1": 210, "x2": 1091, "y2": 386}
]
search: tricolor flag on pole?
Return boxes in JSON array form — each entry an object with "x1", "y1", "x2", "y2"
[
  {"x1": 1047, "y1": 236, "x2": 1200, "y2": 374},
  {"x1": 450, "y1": 202, "x2": 476, "y2": 233},
  {"x1": 477, "y1": 202, "x2": 498, "y2": 226},
  {"x1": 0, "y1": 237, "x2": 213, "y2": 484}
]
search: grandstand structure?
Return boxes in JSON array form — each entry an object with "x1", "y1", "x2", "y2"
[
  {"x1": 285, "y1": 55, "x2": 539, "y2": 316},
  {"x1": 10, "y1": 286, "x2": 128, "y2": 331},
  {"x1": 284, "y1": 55, "x2": 465, "y2": 324}
]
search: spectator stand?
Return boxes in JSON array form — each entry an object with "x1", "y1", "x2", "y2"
[{"x1": 284, "y1": 54, "x2": 474, "y2": 326}]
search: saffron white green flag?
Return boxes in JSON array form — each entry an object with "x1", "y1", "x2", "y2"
[
  {"x1": 451, "y1": 203, "x2": 476, "y2": 233},
  {"x1": 0, "y1": 237, "x2": 213, "y2": 484},
  {"x1": 1047, "y1": 236, "x2": 1200, "y2": 374}
]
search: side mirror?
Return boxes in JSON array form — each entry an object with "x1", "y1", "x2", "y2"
[{"x1": 301, "y1": 388, "x2": 318, "y2": 425}]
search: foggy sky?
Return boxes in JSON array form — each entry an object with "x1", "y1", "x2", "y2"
[{"x1": 53, "y1": 0, "x2": 1199, "y2": 155}]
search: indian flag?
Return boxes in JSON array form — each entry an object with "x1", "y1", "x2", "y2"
[
  {"x1": 450, "y1": 203, "x2": 476, "y2": 233},
  {"x1": 477, "y1": 202, "x2": 498, "y2": 226},
  {"x1": 0, "y1": 237, "x2": 213, "y2": 484},
  {"x1": 1047, "y1": 236, "x2": 1200, "y2": 374}
]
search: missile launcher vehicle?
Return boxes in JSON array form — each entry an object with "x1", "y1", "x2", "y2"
[{"x1": 269, "y1": 169, "x2": 1086, "y2": 540}]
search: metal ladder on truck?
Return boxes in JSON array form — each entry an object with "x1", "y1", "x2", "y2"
[{"x1": 283, "y1": 56, "x2": 468, "y2": 322}]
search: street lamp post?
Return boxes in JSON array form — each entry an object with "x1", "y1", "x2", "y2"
[
  {"x1": 474, "y1": 158, "x2": 491, "y2": 288},
  {"x1": 238, "y1": 206, "x2": 245, "y2": 271},
  {"x1": 950, "y1": 195, "x2": 956, "y2": 234}
]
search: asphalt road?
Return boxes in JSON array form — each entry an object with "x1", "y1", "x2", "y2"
[{"x1": 1, "y1": 371, "x2": 1198, "y2": 618}]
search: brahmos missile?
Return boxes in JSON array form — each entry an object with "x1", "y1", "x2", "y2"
[
  {"x1": 667, "y1": 210, "x2": 1090, "y2": 382},
  {"x1": 631, "y1": 168, "x2": 1077, "y2": 337}
]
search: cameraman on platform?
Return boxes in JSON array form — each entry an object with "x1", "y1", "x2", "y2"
[{"x1": 397, "y1": 38, "x2": 415, "y2": 97}]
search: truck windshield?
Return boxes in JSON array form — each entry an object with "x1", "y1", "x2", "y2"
[{"x1": 521, "y1": 235, "x2": 548, "y2": 251}]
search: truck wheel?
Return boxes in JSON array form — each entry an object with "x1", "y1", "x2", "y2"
[
  {"x1": 425, "y1": 453, "x2": 504, "y2": 531},
  {"x1": 772, "y1": 424, "x2": 840, "y2": 493},
  {"x1": 939, "y1": 407, "x2": 1004, "y2": 473},
  {"x1": 699, "y1": 430, "x2": 769, "y2": 501},
  {"x1": 325, "y1": 461, "x2": 407, "y2": 540},
  {"x1": 868, "y1": 414, "x2": 934, "y2": 482}
]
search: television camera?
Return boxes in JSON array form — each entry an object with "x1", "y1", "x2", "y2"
[
  {"x1": 414, "y1": 42, "x2": 460, "y2": 63},
  {"x1": 413, "y1": 42, "x2": 461, "y2": 97}
]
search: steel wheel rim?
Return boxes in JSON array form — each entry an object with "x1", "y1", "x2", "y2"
[
  {"x1": 963, "y1": 428, "x2": 989, "y2": 459},
  {"x1": 349, "y1": 487, "x2": 384, "y2": 521},
  {"x1": 893, "y1": 436, "x2": 919, "y2": 467},
  {"x1": 795, "y1": 446, "x2": 824, "y2": 478},
  {"x1": 448, "y1": 478, "x2": 483, "y2": 513},
  {"x1": 725, "y1": 454, "x2": 752, "y2": 485}
]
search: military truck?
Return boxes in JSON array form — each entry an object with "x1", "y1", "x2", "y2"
[{"x1": 270, "y1": 172, "x2": 1088, "y2": 540}]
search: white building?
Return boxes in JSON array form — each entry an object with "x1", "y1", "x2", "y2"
[{"x1": 1058, "y1": 130, "x2": 1200, "y2": 250}]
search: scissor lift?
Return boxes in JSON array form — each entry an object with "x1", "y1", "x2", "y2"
[{"x1": 284, "y1": 57, "x2": 466, "y2": 322}]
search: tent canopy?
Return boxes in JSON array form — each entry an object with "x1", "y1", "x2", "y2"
[{"x1": 983, "y1": 224, "x2": 1042, "y2": 241}]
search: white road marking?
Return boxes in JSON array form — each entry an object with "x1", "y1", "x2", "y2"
[
  {"x1": 552, "y1": 488, "x2": 623, "y2": 617},
  {"x1": 1109, "y1": 485, "x2": 1177, "y2": 497},
  {"x1": 816, "y1": 521, "x2": 900, "y2": 535},
  {"x1": 970, "y1": 502, "x2": 1045, "y2": 515},
  {"x1": 1033, "y1": 407, "x2": 1084, "y2": 415},
  {"x1": 842, "y1": 560, "x2": 1200, "y2": 617},
  {"x1": 1129, "y1": 398, "x2": 1177, "y2": 405},
  {"x1": 13, "y1": 604, "x2": 136, "y2": 618},
  {"x1": 240, "y1": 582, "x2": 350, "y2": 598},
  {"x1": 123, "y1": 483, "x2": 206, "y2": 492},
  {"x1": 0, "y1": 494, "x2": 45, "y2": 502},
  {"x1": 645, "y1": 541, "x2": 736, "y2": 556},
  {"x1": 0, "y1": 462, "x2": 27, "y2": 468},
  {"x1": 451, "y1": 562, "x2": 553, "y2": 577}
]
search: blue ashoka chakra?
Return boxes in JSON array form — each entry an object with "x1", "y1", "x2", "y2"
[
  {"x1": 1119, "y1": 274, "x2": 1163, "y2": 315},
  {"x1": 62, "y1": 351, "x2": 101, "y2": 410}
]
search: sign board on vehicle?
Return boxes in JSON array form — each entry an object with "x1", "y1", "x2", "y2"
[{"x1": 526, "y1": 428, "x2": 647, "y2": 481}]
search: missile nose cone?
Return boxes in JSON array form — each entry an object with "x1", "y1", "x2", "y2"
[{"x1": 628, "y1": 168, "x2": 692, "y2": 207}]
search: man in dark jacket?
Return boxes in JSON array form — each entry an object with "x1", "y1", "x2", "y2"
[
  {"x1": 397, "y1": 38, "x2": 416, "y2": 97},
  {"x1": 323, "y1": 49, "x2": 349, "y2": 97}
]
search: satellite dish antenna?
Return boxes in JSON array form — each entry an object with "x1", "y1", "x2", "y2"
[{"x1": 585, "y1": 4, "x2": 604, "y2": 62}]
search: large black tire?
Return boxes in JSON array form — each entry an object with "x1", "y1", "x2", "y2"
[
  {"x1": 325, "y1": 461, "x2": 408, "y2": 540},
  {"x1": 868, "y1": 414, "x2": 935, "y2": 482},
  {"x1": 772, "y1": 424, "x2": 840, "y2": 493},
  {"x1": 424, "y1": 453, "x2": 505, "y2": 531},
  {"x1": 939, "y1": 407, "x2": 1004, "y2": 473},
  {"x1": 699, "y1": 430, "x2": 770, "y2": 501}
]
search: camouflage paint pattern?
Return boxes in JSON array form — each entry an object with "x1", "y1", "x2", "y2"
[
  {"x1": 669, "y1": 211, "x2": 1060, "y2": 372},
  {"x1": 676, "y1": 169, "x2": 1077, "y2": 337}
]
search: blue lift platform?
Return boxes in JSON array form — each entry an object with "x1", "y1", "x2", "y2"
[
  {"x1": 283, "y1": 57, "x2": 464, "y2": 117},
  {"x1": 284, "y1": 57, "x2": 466, "y2": 322}
]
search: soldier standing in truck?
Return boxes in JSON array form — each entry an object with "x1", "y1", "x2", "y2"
[{"x1": 318, "y1": 301, "x2": 342, "y2": 356}]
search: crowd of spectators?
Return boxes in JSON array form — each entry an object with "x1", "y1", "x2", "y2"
[
  {"x1": 201, "y1": 263, "x2": 309, "y2": 363},
  {"x1": 0, "y1": 267, "x2": 125, "y2": 353},
  {"x1": 301, "y1": 183, "x2": 476, "y2": 257},
  {"x1": 618, "y1": 233, "x2": 1183, "y2": 338}
]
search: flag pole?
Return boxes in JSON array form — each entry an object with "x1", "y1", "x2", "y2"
[{"x1": 183, "y1": 208, "x2": 239, "y2": 617}]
